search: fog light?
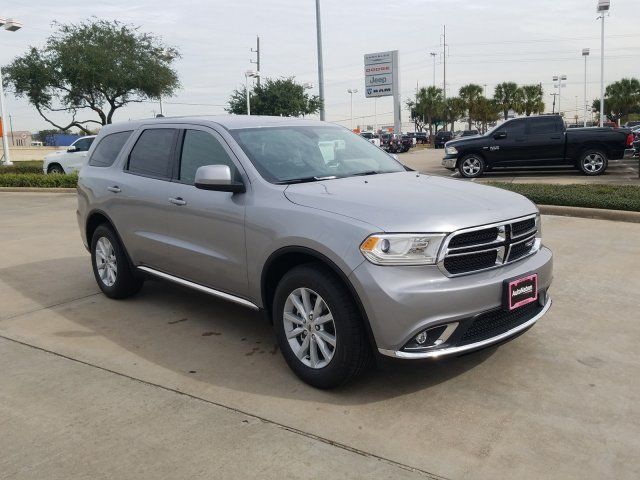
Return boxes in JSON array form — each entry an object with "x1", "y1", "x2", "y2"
[{"x1": 415, "y1": 331, "x2": 428, "y2": 344}]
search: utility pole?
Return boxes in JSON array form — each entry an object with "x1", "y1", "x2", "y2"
[
  {"x1": 582, "y1": 48, "x2": 590, "y2": 127},
  {"x1": 250, "y1": 35, "x2": 261, "y2": 88},
  {"x1": 597, "y1": 0, "x2": 610, "y2": 127},
  {"x1": 483, "y1": 84, "x2": 487, "y2": 97},
  {"x1": 429, "y1": 52, "x2": 437, "y2": 87},
  {"x1": 9, "y1": 113, "x2": 14, "y2": 145},
  {"x1": 441, "y1": 26, "x2": 448, "y2": 100},
  {"x1": 315, "y1": 0, "x2": 326, "y2": 121},
  {"x1": 550, "y1": 93, "x2": 558, "y2": 114}
]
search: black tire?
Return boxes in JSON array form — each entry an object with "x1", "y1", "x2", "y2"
[
  {"x1": 272, "y1": 264, "x2": 372, "y2": 389},
  {"x1": 90, "y1": 224, "x2": 143, "y2": 299},
  {"x1": 48, "y1": 164, "x2": 64, "y2": 174},
  {"x1": 458, "y1": 153, "x2": 486, "y2": 178},
  {"x1": 578, "y1": 149, "x2": 608, "y2": 175}
]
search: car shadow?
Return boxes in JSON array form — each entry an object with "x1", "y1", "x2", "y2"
[{"x1": 0, "y1": 256, "x2": 498, "y2": 405}]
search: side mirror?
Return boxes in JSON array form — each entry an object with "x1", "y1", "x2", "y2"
[
  {"x1": 195, "y1": 165, "x2": 245, "y2": 193},
  {"x1": 67, "y1": 145, "x2": 77, "y2": 152},
  {"x1": 493, "y1": 131, "x2": 507, "y2": 140}
]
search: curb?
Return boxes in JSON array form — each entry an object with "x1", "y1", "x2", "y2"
[
  {"x1": 0, "y1": 187, "x2": 76, "y2": 193},
  {"x1": 539, "y1": 204, "x2": 640, "y2": 223}
]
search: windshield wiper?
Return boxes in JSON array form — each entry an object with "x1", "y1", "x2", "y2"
[
  {"x1": 350, "y1": 170, "x2": 380, "y2": 177},
  {"x1": 276, "y1": 175, "x2": 337, "y2": 185}
]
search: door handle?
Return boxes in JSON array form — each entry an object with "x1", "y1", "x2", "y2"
[
  {"x1": 107, "y1": 186, "x2": 121, "y2": 193},
  {"x1": 169, "y1": 197, "x2": 187, "y2": 206}
]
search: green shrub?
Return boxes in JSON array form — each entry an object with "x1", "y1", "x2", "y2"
[
  {"x1": 488, "y1": 183, "x2": 640, "y2": 212},
  {"x1": 0, "y1": 163, "x2": 44, "y2": 174},
  {"x1": 0, "y1": 172, "x2": 78, "y2": 188}
]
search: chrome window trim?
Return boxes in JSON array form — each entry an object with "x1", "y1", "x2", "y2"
[
  {"x1": 379, "y1": 297, "x2": 552, "y2": 359},
  {"x1": 437, "y1": 213, "x2": 540, "y2": 277}
]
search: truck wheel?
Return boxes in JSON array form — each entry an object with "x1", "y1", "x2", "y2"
[
  {"x1": 272, "y1": 264, "x2": 372, "y2": 389},
  {"x1": 579, "y1": 150, "x2": 608, "y2": 175},
  {"x1": 458, "y1": 154, "x2": 485, "y2": 178},
  {"x1": 47, "y1": 164, "x2": 64, "y2": 174},
  {"x1": 90, "y1": 224, "x2": 143, "y2": 299}
]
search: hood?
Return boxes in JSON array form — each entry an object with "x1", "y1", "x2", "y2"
[
  {"x1": 446, "y1": 135, "x2": 483, "y2": 147},
  {"x1": 284, "y1": 172, "x2": 536, "y2": 232}
]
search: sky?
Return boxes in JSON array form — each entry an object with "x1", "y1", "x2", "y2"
[{"x1": 1, "y1": 0, "x2": 639, "y2": 133}]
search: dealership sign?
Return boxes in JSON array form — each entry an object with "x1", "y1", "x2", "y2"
[{"x1": 364, "y1": 50, "x2": 401, "y2": 133}]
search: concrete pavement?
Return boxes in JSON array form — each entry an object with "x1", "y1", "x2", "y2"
[{"x1": 1, "y1": 192, "x2": 640, "y2": 479}]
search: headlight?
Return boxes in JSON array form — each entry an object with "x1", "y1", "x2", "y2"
[
  {"x1": 445, "y1": 145, "x2": 458, "y2": 155},
  {"x1": 360, "y1": 233, "x2": 446, "y2": 265}
]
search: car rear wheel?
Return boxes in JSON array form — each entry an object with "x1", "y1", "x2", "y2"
[
  {"x1": 91, "y1": 224, "x2": 143, "y2": 299},
  {"x1": 579, "y1": 150, "x2": 608, "y2": 175},
  {"x1": 47, "y1": 164, "x2": 64, "y2": 174},
  {"x1": 458, "y1": 154, "x2": 486, "y2": 178},
  {"x1": 273, "y1": 264, "x2": 372, "y2": 389}
]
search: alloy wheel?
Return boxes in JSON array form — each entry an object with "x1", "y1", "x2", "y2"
[
  {"x1": 462, "y1": 156, "x2": 482, "y2": 176},
  {"x1": 283, "y1": 287, "x2": 336, "y2": 369},
  {"x1": 95, "y1": 237, "x2": 117, "y2": 287},
  {"x1": 583, "y1": 153, "x2": 604, "y2": 173}
]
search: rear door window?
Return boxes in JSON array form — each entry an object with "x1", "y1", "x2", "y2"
[
  {"x1": 127, "y1": 129, "x2": 178, "y2": 179},
  {"x1": 529, "y1": 117, "x2": 559, "y2": 135},
  {"x1": 88, "y1": 131, "x2": 132, "y2": 167}
]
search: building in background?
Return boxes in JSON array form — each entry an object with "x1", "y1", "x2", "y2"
[{"x1": 5, "y1": 130, "x2": 33, "y2": 146}]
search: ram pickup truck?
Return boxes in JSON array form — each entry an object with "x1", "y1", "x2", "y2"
[{"x1": 442, "y1": 115, "x2": 635, "y2": 178}]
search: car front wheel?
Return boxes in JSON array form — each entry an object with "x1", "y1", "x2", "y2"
[
  {"x1": 47, "y1": 164, "x2": 64, "y2": 174},
  {"x1": 273, "y1": 264, "x2": 372, "y2": 389},
  {"x1": 458, "y1": 154, "x2": 486, "y2": 178}
]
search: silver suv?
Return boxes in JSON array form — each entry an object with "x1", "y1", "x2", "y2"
[{"x1": 77, "y1": 116, "x2": 553, "y2": 388}]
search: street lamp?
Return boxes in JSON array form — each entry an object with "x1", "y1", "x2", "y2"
[
  {"x1": 0, "y1": 17, "x2": 23, "y2": 166},
  {"x1": 315, "y1": 0, "x2": 325, "y2": 121},
  {"x1": 244, "y1": 70, "x2": 260, "y2": 116},
  {"x1": 582, "y1": 48, "x2": 590, "y2": 127},
  {"x1": 597, "y1": 0, "x2": 610, "y2": 127},
  {"x1": 552, "y1": 74, "x2": 567, "y2": 116},
  {"x1": 347, "y1": 88, "x2": 358, "y2": 130}
]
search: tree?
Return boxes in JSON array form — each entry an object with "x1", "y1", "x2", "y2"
[
  {"x1": 407, "y1": 86, "x2": 444, "y2": 138},
  {"x1": 3, "y1": 19, "x2": 180, "y2": 134},
  {"x1": 603, "y1": 78, "x2": 640, "y2": 124},
  {"x1": 518, "y1": 84, "x2": 545, "y2": 116},
  {"x1": 443, "y1": 97, "x2": 466, "y2": 132},
  {"x1": 226, "y1": 77, "x2": 321, "y2": 117},
  {"x1": 493, "y1": 82, "x2": 522, "y2": 120},
  {"x1": 474, "y1": 98, "x2": 501, "y2": 133},
  {"x1": 458, "y1": 84, "x2": 484, "y2": 129}
]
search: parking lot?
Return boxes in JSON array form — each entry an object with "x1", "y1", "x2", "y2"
[
  {"x1": 1, "y1": 192, "x2": 640, "y2": 479},
  {"x1": 400, "y1": 146, "x2": 640, "y2": 185}
]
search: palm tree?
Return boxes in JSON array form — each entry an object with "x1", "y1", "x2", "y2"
[
  {"x1": 443, "y1": 97, "x2": 466, "y2": 132},
  {"x1": 518, "y1": 84, "x2": 545, "y2": 116},
  {"x1": 458, "y1": 84, "x2": 484, "y2": 130},
  {"x1": 493, "y1": 82, "x2": 522, "y2": 120},
  {"x1": 604, "y1": 77, "x2": 640, "y2": 124},
  {"x1": 418, "y1": 86, "x2": 444, "y2": 138},
  {"x1": 474, "y1": 98, "x2": 501, "y2": 133}
]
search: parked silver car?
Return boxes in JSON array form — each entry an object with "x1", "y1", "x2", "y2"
[{"x1": 77, "y1": 116, "x2": 553, "y2": 388}]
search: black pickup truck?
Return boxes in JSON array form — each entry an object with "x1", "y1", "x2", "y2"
[{"x1": 441, "y1": 115, "x2": 635, "y2": 178}]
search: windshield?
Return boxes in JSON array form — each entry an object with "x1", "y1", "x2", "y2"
[{"x1": 230, "y1": 125, "x2": 405, "y2": 183}]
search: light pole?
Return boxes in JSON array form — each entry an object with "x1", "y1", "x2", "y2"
[
  {"x1": 597, "y1": 0, "x2": 610, "y2": 127},
  {"x1": 429, "y1": 52, "x2": 437, "y2": 87},
  {"x1": 347, "y1": 88, "x2": 358, "y2": 130},
  {"x1": 315, "y1": 0, "x2": 325, "y2": 121},
  {"x1": 0, "y1": 17, "x2": 22, "y2": 166},
  {"x1": 244, "y1": 70, "x2": 260, "y2": 116},
  {"x1": 552, "y1": 74, "x2": 567, "y2": 116},
  {"x1": 582, "y1": 48, "x2": 590, "y2": 127}
]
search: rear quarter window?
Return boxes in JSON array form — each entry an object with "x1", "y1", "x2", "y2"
[{"x1": 88, "y1": 131, "x2": 133, "y2": 167}]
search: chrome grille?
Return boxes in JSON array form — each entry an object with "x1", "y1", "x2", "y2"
[{"x1": 438, "y1": 214, "x2": 540, "y2": 276}]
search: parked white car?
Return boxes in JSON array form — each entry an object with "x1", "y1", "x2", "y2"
[{"x1": 43, "y1": 136, "x2": 96, "y2": 174}]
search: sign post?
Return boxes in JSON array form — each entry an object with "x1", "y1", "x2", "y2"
[{"x1": 364, "y1": 50, "x2": 401, "y2": 134}]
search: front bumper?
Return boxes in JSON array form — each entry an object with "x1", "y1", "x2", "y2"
[
  {"x1": 441, "y1": 156, "x2": 457, "y2": 169},
  {"x1": 348, "y1": 246, "x2": 553, "y2": 358}
]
